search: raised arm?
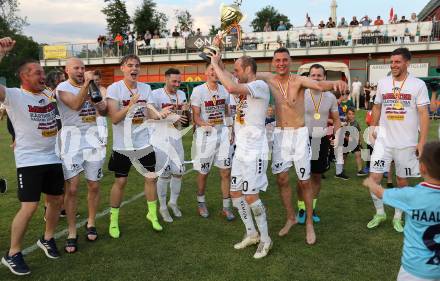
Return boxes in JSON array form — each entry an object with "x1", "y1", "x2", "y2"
[
  {"x1": 0, "y1": 37, "x2": 16, "y2": 103},
  {"x1": 58, "y1": 71, "x2": 95, "y2": 111},
  {"x1": 299, "y1": 76, "x2": 348, "y2": 93},
  {"x1": 256, "y1": 72, "x2": 275, "y2": 82},
  {"x1": 209, "y1": 53, "x2": 250, "y2": 97}
]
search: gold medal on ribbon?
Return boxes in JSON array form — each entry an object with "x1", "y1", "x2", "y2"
[
  {"x1": 276, "y1": 75, "x2": 290, "y2": 101},
  {"x1": 314, "y1": 113, "x2": 321, "y2": 120},
  {"x1": 310, "y1": 90, "x2": 323, "y2": 121},
  {"x1": 392, "y1": 74, "x2": 408, "y2": 111}
]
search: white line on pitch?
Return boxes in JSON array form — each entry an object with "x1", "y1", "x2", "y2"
[{"x1": 0, "y1": 167, "x2": 195, "y2": 261}]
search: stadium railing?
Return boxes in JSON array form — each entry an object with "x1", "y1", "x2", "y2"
[{"x1": 40, "y1": 21, "x2": 440, "y2": 60}]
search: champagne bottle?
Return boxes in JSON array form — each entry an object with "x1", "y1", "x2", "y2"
[{"x1": 89, "y1": 80, "x2": 102, "y2": 103}]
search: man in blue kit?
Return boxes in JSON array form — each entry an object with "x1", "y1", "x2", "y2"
[{"x1": 364, "y1": 141, "x2": 440, "y2": 281}]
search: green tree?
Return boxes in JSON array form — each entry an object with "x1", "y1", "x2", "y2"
[
  {"x1": 101, "y1": 0, "x2": 131, "y2": 38},
  {"x1": 0, "y1": 0, "x2": 27, "y2": 32},
  {"x1": 0, "y1": 17, "x2": 39, "y2": 87},
  {"x1": 208, "y1": 25, "x2": 220, "y2": 36},
  {"x1": 250, "y1": 5, "x2": 292, "y2": 32},
  {"x1": 175, "y1": 10, "x2": 193, "y2": 33},
  {"x1": 133, "y1": 0, "x2": 168, "y2": 36}
]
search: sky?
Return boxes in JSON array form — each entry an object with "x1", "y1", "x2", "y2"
[{"x1": 17, "y1": 0, "x2": 430, "y2": 44}]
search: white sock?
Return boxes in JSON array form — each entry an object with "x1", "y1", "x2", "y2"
[
  {"x1": 232, "y1": 197, "x2": 256, "y2": 236},
  {"x1": 336, "y1": 164, "x2": 344, "y2": 175},
  {"x1": 370, "y1": 192, "x2": 385, "y2": 215},
  {"x1": 157, "y1": 177, "x2": 170, "y2": 210},
  {"x1": 197, "y1": 194, "x2": 206, "y2": 203},
  {"x1": 223, "y1": 197, "x2": 232, "y2": 208},
  {"x1": 394, "y1": 208, "x2": 403, "y2": 220},
  {"x1": 250, "y1": 199, "x2": 270, "y2": 243},
  {"x1": 169, "y1": 177, "x2": 182, "y2": 205}
]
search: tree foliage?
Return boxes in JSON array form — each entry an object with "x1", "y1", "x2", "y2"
[
  {"x1": 133, "y1": 0, "x2": 168, "y2": 36},
  {"x1": 250, "y1": 5, "x2": 292, "y2": 32},
  {"x1": 0, "y1": 17, "x2": 39, "y2": 87},
  {"x1": 175, "y1": 10, "x2": 193, "y2": 32},
  {"x1": 101, "y1": 0, "x2": 131, "y2": 38},
  {"x1": 208, "y1": 25, "x2": 220, "y2": 36},
  {"x1": 0, "y1": 0, "x2": 27, "y2": 33}
]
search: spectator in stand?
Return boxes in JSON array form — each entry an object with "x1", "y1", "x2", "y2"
[
  {"x1": 400, "y1": 16, "x2": 410, "y2": 23},
  {"x1": 144, "y1": 30, "x2": 152, "y2": 46},
  {"x1": 196, "y1": 28, "x2": 202, "y2": 36},
  {"x1": 115, "y1": 33, "x2": 123, "y2": 46},
  {"x1": 263, "y1": 21, "x2": 272, "y2": 32},
  {"x1": 338, "y1": 17, "x2": 348, "y2": 27},
  {"x1": 389, "y1": 14, "x2": 398, "y2": 24},
  {"x1": 374, "y1": 16, "x2": 384, "y2": 26},
  {"x1": 326, "y1": 17, "x2": 336, "y2": 28},
  {"x1": 153, "y1": 29, "x2": 160, "y2": 39},
  {"x1": 181, "y1": 27, "x2": 191, "y2": 38},
  {"x1": 277, "y1": 21, "x2": 287, "y2": 31},
  {"x1": 410, "y1": 13, "x2": 418, "y2": 23},
  {"x1": 360, "y1": 15, "x2": 372, "y2": 26},
  {"x1": 172, "y1": 27, "x2": 180, "y2": 38},
  {"x1": 305, "y1": 16, "x2": 313, "y2": 27},
  {"x1": 350, "y1": 16, "x2": 359, "y2": 26},
  {"x1": 318, "y1": 20, "x2": 326, "y2": 29}
]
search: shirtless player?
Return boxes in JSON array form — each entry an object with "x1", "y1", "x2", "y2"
[{"x1": 257, "y1": 47, "x2": 347, "y2": 244}]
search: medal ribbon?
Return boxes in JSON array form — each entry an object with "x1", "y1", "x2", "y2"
[
  {"x1": 310, "y1": 90, "x2": 323, "y2": 115},
  {"x1": 392, "y1": 74, "x2": 408, "y2": 105},
  {"x1": 276, "y1": 75, "x2": 290, "y2": 100},
  {"x1": 205, "y1": 83, "x2": 218, "y2": 106},
  {"x1": 123, "y1": 80, "x2": 139, "y2": 97},
  {"x1": 163, "y1": 87, "x2": 179, "y2": 110}
]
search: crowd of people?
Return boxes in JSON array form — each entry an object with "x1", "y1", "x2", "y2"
[{"x1": 0, "y1": 35, "x2": 439, "y2": 281}]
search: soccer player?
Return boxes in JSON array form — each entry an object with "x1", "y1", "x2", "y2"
[
  {"x1": 363, "y1": 141, "x2": 440, "y2": 281},
  {"x1": 296, "y1": 64, "x2": 341, "y2": 224},
  {"x1": 150, "y1": 68, "x2": 188, "y2": 222},
  {"x1": 367, "y1": 48, "x2": 430, "y2": 232},
  {"x1": 0, "y1": 37, "x2": 63, "y2": 275},
  {"x1": 191, "y1": 62, "x2": 235, "y2": 220},
  {"x1": 210, "y1": 52, "x2": 272, "y2": 259},
  {"x1": 56, "y1": 58, "x2": 107, "y2": 252},
  {"x1": 106, "y1": 55, "x2": 172, "y2": 237},
  {"x1": 256, "y1": 47, "x2": 347, "y2": 244}
]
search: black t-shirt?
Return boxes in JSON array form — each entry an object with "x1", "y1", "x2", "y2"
[
  {"x1": 350, "y1": 20, "x2": 359, "y2": 26},
  {"x1": 172, "y1": 31, "x2": 180, "y2": 37}
]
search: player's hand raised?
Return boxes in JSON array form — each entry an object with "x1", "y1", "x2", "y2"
[
  {"x1": 333, "y1": 80, "x2": 348, "y2": 93},
  {"x1": 0, "y1": 37, "x2": 15, "y2": 56}
]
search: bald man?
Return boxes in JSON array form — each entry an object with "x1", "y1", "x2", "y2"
[{"x1": 56, "y1": 58, "x2": 107, "y2": 253}]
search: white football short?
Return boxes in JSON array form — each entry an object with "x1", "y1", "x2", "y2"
[
  {"x1": 154, "y1": 135, "x2": 185, "y2": 178},
  {"x1": 230, "y1": 156, "x2": 268, "y2": 195},
  {"x1": 61, "y1": 149, "x2": 105, "y2": 181},
  {"x1": 271, "y1": 126, "x2": 311, "y2": 181},
  {"x1": 192, "y1": 126, "x2": 233, "y2": 174},
  {"x1": 369, "y1": 139, "x2": 420, "y2": 178}
]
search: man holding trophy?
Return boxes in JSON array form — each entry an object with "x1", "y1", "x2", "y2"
[{"x1": 201, "y1": 0, "x2": 274, "y2": 259}]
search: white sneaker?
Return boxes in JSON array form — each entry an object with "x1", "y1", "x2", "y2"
[
  {"x1": 253, "y1": 239, "x2": 273, "y2": 259},
  {"x1": 233, "y1": 233, "x2": 260, "y2": 250},
  {"x1": 159, "y1": 208, "x2": 173, "y2": 223},
  {"x1": 168, "y1": 202, "x2": 182, "y2": 218}
]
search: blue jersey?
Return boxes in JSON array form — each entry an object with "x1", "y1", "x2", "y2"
[{"x1": 383, "y1": 182, "x2": 440, "y2": 280}]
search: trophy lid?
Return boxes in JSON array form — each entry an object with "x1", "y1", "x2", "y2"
[{"x1": 220, "y1": 4, "x2": 244, "y2": 30}]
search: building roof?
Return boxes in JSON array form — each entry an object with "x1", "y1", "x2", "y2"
[{"x1": 418, "y1": 0, "x2": 440, "y2": 20}]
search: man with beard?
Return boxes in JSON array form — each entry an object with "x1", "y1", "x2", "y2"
[
  {"x1": 296, "y1": 64, "x2": 341, "y2": 224},
  {"x1": 257, "y1": 47, "x2": 346, "y2": 244},
  {"x1": 56, "y1": 57, "x2": 107, "y2": 252},
  {"x1": 0, "y1": 37, "x2": 63, "y2": 275},
  {"x1": 367, "y1": 48, "x2": 430, "y2": 232},
  {"x1": 210, "y1": 52, "x2": 272, "y2": 259}
]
